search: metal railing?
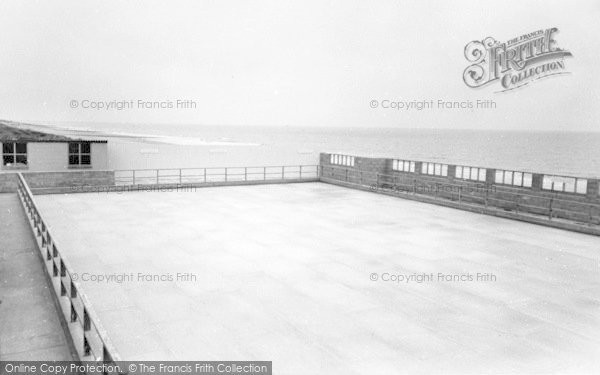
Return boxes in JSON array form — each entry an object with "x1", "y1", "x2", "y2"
[
  {"x1": 114, "y1": 165, "x2": 319, "y2": 186},
  {"x1": 16, "y1": 173, "x2": 120, "y2": 363},
  {"x1": 321, "y1": 165, "x2": 600, "y2": 227}
]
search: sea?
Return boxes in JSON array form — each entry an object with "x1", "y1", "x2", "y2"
[{"x1": 30, "y1": 122, "x2": 600, "y2": 178}]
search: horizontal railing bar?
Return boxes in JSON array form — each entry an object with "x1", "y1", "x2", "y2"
[
  {"x1": 110, "y1": 165, "x2": 319, "y2": 188},
  {"x1": 114, "y1": 165, "x2": 318, "y2": 173}
]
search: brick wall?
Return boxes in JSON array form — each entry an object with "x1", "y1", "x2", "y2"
[{"x1": 320, "y1": 153, "x2": 388, "y2": 177}]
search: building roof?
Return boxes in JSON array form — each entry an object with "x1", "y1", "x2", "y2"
[
  {"x1": 33, "y1": 182, "x2": 600, "y2": 371},
  {"x1": 0, "y1": 120, "x2": 107, "y2": 143}
]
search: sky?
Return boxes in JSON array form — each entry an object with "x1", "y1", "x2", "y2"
[{"x1": 0, "y1": 0, "x2": 598, "y2": 131}]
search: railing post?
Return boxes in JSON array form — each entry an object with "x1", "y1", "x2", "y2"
[
  {"x1": 264, "y1": 167, "x2": 266, "y2": 180},
  {"x1": 225, "y1": 168, "x2": 228, "y2": 182},
  {"x1": 299, "y1": 165, "x2": 303, "y2": 179},
  {"x1": 84, "y1": 337, "x2": 91, "y2": 356},
  {"x1": 485, "y1": 186, "x2": 489, "y2": 208},
  {"x1": 204, "y1": 168, "x2": 207, "y2": 183},
  {"x1": 35, "y1": 215, "x2": 41, "y2": 236},
  {"x1": 360, "y1": 171, "x2": 363, "y2": 185},
  {"x1": 69, "y1": 302, "x2": 77, "y2": 323},
  {"x1": 244, "y1": 167, "x2": 247, "y2": 181},
  {"x1": 156, "y1": 169, "x2": 159, "y2": 184},
  {"x1": 458, "y1": 186, "x2": 462, "y2": 203},
  {"x1": 103, "y1": 346, "x2": 112, "y2": 365},
  {"x1": 83, "y1": 309, "x2": 91, "y2": 331},
  {"x1": 516, "y1": 195, "x2": 520, "y2": 214},
  {"x1": 345, "y1": 168, "x2": 349, "y2": 182},
  {"x1": 282, "y1": 166, "x2": 285, "y2": 179},
  {"x1": 548, "y1": 197, "x2": 553, "y2": 220},
  {"x1": 376, "y1": 173, "x2": 379, "y2": 187},
  {"x1": 132, "y1": 170, "x2": 136, "y2": 185},
  {"x1": 589, "y1": 205, "x2": 593, "y2": 226},
  {"x1": 413, "y1": 179, "x2": 416, "y2": 195},
  {"x1": 60, "y1": 259, "x2": 66, "y2": 277},
  {"x1": 179, "y1": 169, "x2": 182, "y2": 184}
]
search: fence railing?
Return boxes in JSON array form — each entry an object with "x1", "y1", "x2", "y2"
[
  {"x1": 321, "y1": 165, "x2": 600, "y2": 227},
  {"x1": 114, "y1": 165, "x2": 319, "y2": 186},
  {"x1": 16, "y1": 173, "x2": 120, "y2": 363}
]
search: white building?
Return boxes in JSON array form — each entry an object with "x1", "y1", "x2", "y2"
[{"x1": 0, "y1": 122, "x2": 108, "y2": 172}]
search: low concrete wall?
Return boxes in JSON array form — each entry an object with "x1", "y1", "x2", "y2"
[
  {"x1": 0, "y1": 173, "x2": 18, "y2": 193},
  {"x1": 30, "y1": 177, "x2": 319, "y2": 195},
  {"x1": 320, "y1": 152, "x2": 600, "y2": 235},
  {"x1": 23, "y1": 170, "x2": 115, "y2": 190},
  {"x1": 14, "y1": 175, "x2": 120, "y2": 361}
]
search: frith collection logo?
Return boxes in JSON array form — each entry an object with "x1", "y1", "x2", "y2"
[{"x1": 463, "y1": 28, "x2": 572, "y2": 92}]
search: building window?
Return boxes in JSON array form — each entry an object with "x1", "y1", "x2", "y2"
[
  {"x1": 392, "y1": 159, "x2": 415, "y2": 173},
  {"x1": 330, "y1": 154, "x2": 354, "y2": 167},
  {"x1": 542, "y1": 175, "x2": 587, "y2": 194},
  {"x1": 69, "y1": 142, "x2": 91, "y2": 166},
  {"x1": 2, "y1": 142, "x2": 28, "y2": 167},
  {"x1": 495, "y1": 170, "x2": 532, "y2": 188},
  {"x1": 421, "y1": 162, "x2": 448, "y2": 177},
  {"x1": 455, "y1": 165, "x2": 486, "y2": 182}
]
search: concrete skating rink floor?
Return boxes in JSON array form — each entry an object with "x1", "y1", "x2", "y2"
[{"x1": 35, "y1": 182, "x2": 600, "y2": 373}]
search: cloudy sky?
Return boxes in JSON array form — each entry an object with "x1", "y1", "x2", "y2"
[{"x1": 0, "y1": 0, "x2": 598, "y2": 130}]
